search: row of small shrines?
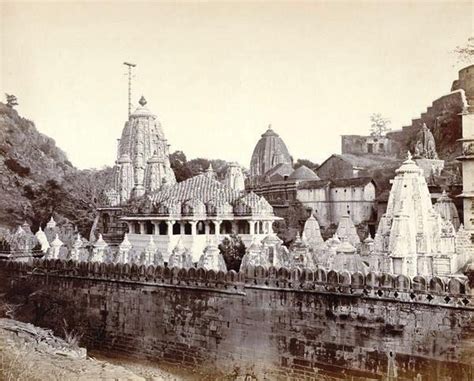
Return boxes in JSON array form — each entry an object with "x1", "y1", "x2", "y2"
[{"x1": 1, "y1": 214, "x2": 472, "y2": 277}]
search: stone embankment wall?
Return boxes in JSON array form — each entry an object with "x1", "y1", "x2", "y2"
[{"x1": 0, "y1": 259, "x2": 473, "y2": 380}]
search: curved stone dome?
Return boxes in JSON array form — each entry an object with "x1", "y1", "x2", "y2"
[{"x1": 250, "y1": 126, "x2": 292, "y2": 178}]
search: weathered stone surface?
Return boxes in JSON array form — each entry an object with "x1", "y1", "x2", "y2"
[
  {"x1": 223, "y1": 162, "x2": 245, "y2": 191},
  {"x1": 250, "y1": 126, "x2": 292, "y2": 182},
  {"x1": 414, "y1": 123, "x2": 439, "y2": 160},
  {"x1": 1, "y1": 260, "x2": 472, "y2": 380},
  {"x1": 435, "y1": 190, "x2": 461, "y2": 230},
  {"x1": 108, "y1": 97, "x2": 176, "y2": 205}
]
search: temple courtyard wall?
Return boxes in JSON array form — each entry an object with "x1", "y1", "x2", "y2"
[{"x1": 0, "y1": 260, "x2": 473, "y2": 380}]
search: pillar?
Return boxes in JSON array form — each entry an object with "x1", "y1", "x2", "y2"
[
  {"x1": 139, "y1": 222, "x2": 146, "y2": 234},
  {"x1": 249, "y1": 220, "x2": 255, "y2": 235},
  {"x1": 204, "y1": 221, "x2": 210, "y2": 235},
  {"x1": 167, "y1": 220, "x2": 174, "y2": 236},
  {"x1": 180, "y1": 222, "x2": 185, "y2": 235},
  {"x1": 153, "y1": 222, "x2": 160, "y2": 235},
  {"x1": 215, "y1": 220, "x2": 221, "y2": 236},
  {"x1": 191, "y1": 221, "x2": 197, "y2": 236},
  {"x1": 126, "y1": 222, "x2": 133, "y2": 234}
]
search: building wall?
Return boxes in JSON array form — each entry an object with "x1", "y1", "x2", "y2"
[
  {"x1": 94, "y1": 208, "x2": 127, "y2": 244},
  {"x1": 296, "y1": 187, "x2": 331, "y2": 225},
  {"x1": 452, "y1": 64, "x2": 474, "y2": 104},
  {"x1": 341, "y1": 135, "x2": 396, "y2": 156},
  {"x1": 317, "y1": 156, "x2": 360, "y2": 180},
  {"x1": 1, "y1": 260, "x2": 472, "y2": 380},
  {"x1": 460, "y1": 109, "x2": 474, "y2": 233},
  {"x1": 329, "y1": 183, "x2": 376, "y2": 226},
  {"x1": 296, "y1": 183, "x2": 376, "y2": 227}
]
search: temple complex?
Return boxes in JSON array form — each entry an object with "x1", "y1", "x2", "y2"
[{"x1": 248, "y1": 126, "x2": 378, "y2": 237}]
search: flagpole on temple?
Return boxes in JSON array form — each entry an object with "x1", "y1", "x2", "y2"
[{"x1": 123, "y1": 62, "x2": 136, "y2": 118}]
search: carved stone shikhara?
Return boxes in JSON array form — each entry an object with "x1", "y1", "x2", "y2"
[{"x1": 105, "y1": 97, "x2": 176, "y2": 206}]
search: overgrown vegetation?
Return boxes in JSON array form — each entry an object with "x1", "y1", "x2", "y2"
[
  {"x1": 273, "y1": 200, "x2": 309, "y2": 246},
  {"x1": 170, "y1": 150, "x2": 234, "y2": 182},
  {"x1": 218, "y1": 234, "x2": 246, "y2": 271}
]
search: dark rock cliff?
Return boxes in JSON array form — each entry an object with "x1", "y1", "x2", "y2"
[{"x1": 0, "y1": 102, "x2": 113, "y2": 235}]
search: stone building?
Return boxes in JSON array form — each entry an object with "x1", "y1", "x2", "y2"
[
  {"x1": 316, "y1": 153, "x2": 400, "y2": 181},
  {"x1": 120, "y1": 167, "x2": 280, "y2": 262},
  {"x1": 249, "y1": 125, "x2": 292, "y2": 184},
  {"x1": 458, "y1": 84, "x2": 474, "y2": 235},
  {"x1": 109, "y1": 96, "x2": 176, "y2": 204},
  {"x1": 412, "y1": 123, "x2": 445, "y2": 180},
  {"x1": 223, "y1": 162, "x2": 245, "y2": 191},
  {"x1": 240, "y1": 155, "x2": 472, "y2": 277},
  {"x1": 341, "y1": 134, "x2": 397, "y2": 156},
  {"x1": 296, "y1": 177, "x2": 377, "y2": 230},
  {"x1": 247, "y1": 126, "x2": 379, "y2": 235},
  {"x1": 373, "y1": 153, "x2": 470, "y2": 276},
  {"x1": 95, "y1": 97, "x2": 177, "y2": 243},
  {"x1": 251, "y1": 173, "x2": 377, "y2": 236},
  {"x1": 434, "y1": 190, "x2": 461, "y2": 230}
]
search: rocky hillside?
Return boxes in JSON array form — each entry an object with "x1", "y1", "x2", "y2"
[{"x1": 0, "y1": 103, "x2": 113, "y2": 236}]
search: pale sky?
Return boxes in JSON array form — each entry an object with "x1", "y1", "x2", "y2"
[{"x1": 1, "y1": 1, "x2": 472, "y2": 170}]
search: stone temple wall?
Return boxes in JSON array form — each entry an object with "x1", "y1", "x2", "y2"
[{"x1": 0, "y1": 259, "x2": 473, "y2": 380}]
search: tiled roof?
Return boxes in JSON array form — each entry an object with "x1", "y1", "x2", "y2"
[
  {"x1": 319, "y1": 154, "x2": 400, "y2": 170},
  {"x1": 288, "y1": 165, "x2": 320, "y2": 181},
  {"x1": 146, "y1": 174, "x2": 275, "y2": 217},
  {"x1": 150, "y1": 174, "x2": 243, "y2": 205},
  {"x1": 264, "y1": 163, "x2": 294, "y2": 178}
]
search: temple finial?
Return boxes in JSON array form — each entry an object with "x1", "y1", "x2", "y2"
[
  {"x1": 139, "y1": 95, "x2": 147, "y2": 106},
  {"x1": 407, "y1": 151, "x2": 412, "y2": 161}
]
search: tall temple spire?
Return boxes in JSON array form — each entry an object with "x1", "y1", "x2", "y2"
[
  {"x1": 108, "y1": 96, "x2": 176, "y2": 204},
  {"x1": 250, "y1": 124, "x2": 292, "y2": 180}
]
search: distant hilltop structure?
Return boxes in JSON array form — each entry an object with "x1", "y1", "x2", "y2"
[{"x1": 341, "y1": 64, "x2": 473, "y2": 163}]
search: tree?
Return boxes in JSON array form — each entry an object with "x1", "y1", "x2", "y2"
[
  {"x1": 218, "y1": 234, "x2": 246, "y2": 271},
  {"x1": 294, "y1": 159, "x2": 319, "y2": 171},
  {"x1": 369, "y1": 113, "x2": 391, "y2": 137},
  {"x1": 453, "y1": 37, "x2": 474, "y2": 64},
  {"x1": 64, "y1": 167, "x2": 114, "y2": 208},
  {"x1": 170, "y1": 151, "x2": 193, "y2": 182},
  {"x1": 274, "y1": 200, "x2": 310, "y2": 246},
  {"x1": 170, "y1": 150, "x2": 233, "y2": 182},
  {"x1": 5, "y1": 94, "x2": 18, "y2": 108}
]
